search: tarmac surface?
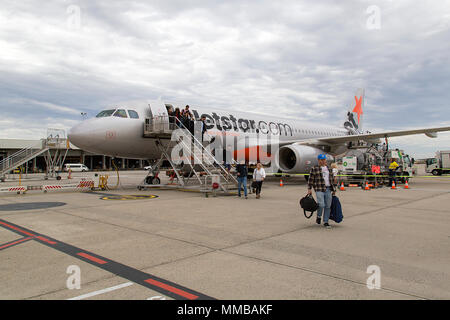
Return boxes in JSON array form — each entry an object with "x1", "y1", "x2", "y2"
[{"x1": 0, "y1": 171, "x2": 449, "y2": 300}]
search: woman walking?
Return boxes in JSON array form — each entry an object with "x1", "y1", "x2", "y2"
[{"x1": 252, "y1": 162, "x2": 266, "y2": 199}]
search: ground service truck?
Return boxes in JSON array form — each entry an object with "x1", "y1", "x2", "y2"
[{"x1": 425, "y1": 150, "x2": 450, "y2": 175}]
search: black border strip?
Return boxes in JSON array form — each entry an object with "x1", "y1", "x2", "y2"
[
  {"x1": 0, "y1": 236, "x2": 33, "y2": 251},
  {"x1": 0, "y1": 218, "x2": 214, "y2": 300}
]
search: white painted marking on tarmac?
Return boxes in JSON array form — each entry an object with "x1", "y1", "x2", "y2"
[
  {"x1": 67, "y1": 282, "x2": 134, "y2": 300},
  {"x1": 147, "y1": 295, "x2": 167, "y2": 300}
]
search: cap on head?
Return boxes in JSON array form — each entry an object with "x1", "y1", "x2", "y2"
[{"x1": 318, "y1": 154, "x2": 327, "y2": 160}]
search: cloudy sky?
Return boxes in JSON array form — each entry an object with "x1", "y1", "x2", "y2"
[{"x1": 0, "y1": 0, "x2": 449, "y2": 158}]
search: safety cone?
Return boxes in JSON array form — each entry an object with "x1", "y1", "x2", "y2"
[
  {"x1": 67, "y1": 169, "x2": 72, "y2": 179},
  {"x1": 340, "y1": 182, "x2": 345, "y2": 191},
  {"x1": 279, "y1": 179, "x2": 284, "y2": 187},
  {"x1": 391, "y1": 181, "x2": 396, "y2": 189},
  {"x1": 404, "y1": 180, "x2": 409, "y2": 189},
  {"x1": 364, "y1": 181, "x2": 370, "y2": 190}
]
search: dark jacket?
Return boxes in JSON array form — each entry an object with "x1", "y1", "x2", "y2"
[
  {"x1": 201, "y1": 120, "x2": 207, "y2": 134},
  {"x1": 330, "y1": 196, "x2": 343, "y2": 223},
  {"x1": 308, "y1": 165, "x2": 335, "y2": 192},
  {"x1": 236, "y1": 164, "x2": 248, "y2": 177}
]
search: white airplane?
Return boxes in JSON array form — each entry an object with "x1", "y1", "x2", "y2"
[{"x1": 68, "y1": 89, "x2": 450, "y2": 174}]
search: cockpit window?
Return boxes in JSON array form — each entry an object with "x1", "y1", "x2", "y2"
[
  {"x1": 113, "y1": 109, "x2": 128, "y2": 118},
  {"x1": 96, "y1": 109, "x2": 116, "y2": 118},
  {"x1": 128, "y1": 110, "x2": 139, "y2": 119}
]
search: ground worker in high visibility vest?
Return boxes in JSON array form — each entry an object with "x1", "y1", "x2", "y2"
[{"x1": 388, "y1": 160, "x2": 399, "y2": 186}]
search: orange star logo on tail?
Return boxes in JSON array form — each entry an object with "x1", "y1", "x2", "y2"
[{"x1": 352, "y1": 96, "x2": 363, "y2": 124}]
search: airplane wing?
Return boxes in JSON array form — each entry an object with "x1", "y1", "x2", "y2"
[
  {"x1": 235, "y1": 126, "x2": 450, "y2": 150},
  {"x1": 304, "y1": 126, "x2": 450, "y2": 146}
]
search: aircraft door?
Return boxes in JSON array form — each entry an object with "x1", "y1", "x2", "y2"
[{"x1": 149, "y1": 100, "x2": 169, "y2": 132}]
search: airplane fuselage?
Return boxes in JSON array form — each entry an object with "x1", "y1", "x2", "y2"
[{"x1": 68, "y1": 100, "x2": 349, "y2": 160}]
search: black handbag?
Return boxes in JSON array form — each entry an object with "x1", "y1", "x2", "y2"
[
  {"x1": 299, "y1": 194, "x2": 319, "y2": 219},
  {"x1": 251, "y1": 181, "x2": 258, "y2": 189}
]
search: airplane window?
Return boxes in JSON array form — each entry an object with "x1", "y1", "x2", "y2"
[
  {"x1": 128, "y1": 110, "x2": 139, "y2": 119},
  {"x1": 96, "y1": 109, "x2": 116, "y2": 118},
  {"x1": 113, "y1": 109, "x2": 128, "y2": 118}
]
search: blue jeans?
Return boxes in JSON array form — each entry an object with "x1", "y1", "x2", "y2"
[
  {"x1": 237, "y1": 176, "x2": 247, "y2": 197},
  {"x1": 316, "y1": 187, "x2": 332, "y2": 223}
]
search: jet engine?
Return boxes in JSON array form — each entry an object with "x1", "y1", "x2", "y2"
[{"x1": 275, "y1": 145, "x2": 333, "y2": 173}]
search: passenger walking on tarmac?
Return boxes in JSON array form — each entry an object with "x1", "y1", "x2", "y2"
[
  {"x1": 253, "y1": 162, "x2": 266, "y2": 199},
  {"x1": 236, "y1": 160, "x2": 248, "y2": 199},
  {"x1": 307, "y1": 154, "x2": 336, "y2": 229},
  {"x1": 388, "y1": 159, "x2": 399, "y2": 187},
  {"x1": 331, "y1": 163, "x2": 339, "y2": 187}
]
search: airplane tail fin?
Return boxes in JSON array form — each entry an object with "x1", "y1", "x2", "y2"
[{"x1": 343, "y1": 88, "x2": 365, "y2": 134}]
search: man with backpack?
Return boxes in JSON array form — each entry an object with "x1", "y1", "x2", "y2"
[{"x1": 307, "y1": 154, "x2": 336, "y2": 229}]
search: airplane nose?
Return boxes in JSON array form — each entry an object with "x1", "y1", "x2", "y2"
[
  {"x1": 67, "y1": 123, "x2": 83, "y2": 148},
  {"x1": 68, "y1": 121, "x2": 97, "y2": 149}
]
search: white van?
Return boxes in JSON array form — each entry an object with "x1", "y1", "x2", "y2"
[{"x1": 64, "y1": 163, "x2": 89, "y2": 172}]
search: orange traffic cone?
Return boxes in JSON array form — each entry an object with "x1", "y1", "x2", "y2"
[
  {"x1": 279, "y1": 179, "x2": 284, "y2": 187},
  {"x1": 391, "y1": 181, "x2": 396, "y2": 189},
  {"x1": 404, "y1": 180, "x2": 409, "y2": 189},
  {"x1": 340, "y1": 182, "x2": 345, "y2": 191},
  {"x1": 364, "y1": 181, "x2": 370, "y2": 190}
]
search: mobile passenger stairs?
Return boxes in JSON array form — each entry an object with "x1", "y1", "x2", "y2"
[{"x1": 139, "y1": 115, "x2": 238, "y2": 196}]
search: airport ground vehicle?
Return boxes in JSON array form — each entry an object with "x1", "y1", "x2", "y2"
[
  {"x1": 337, "y1": 145, "x2": 414, "y2": 187},
  {"x1": 425, "y1": 150, "x2": 450, "y2": 175},
  {"x1": 64, "y1": 163, "x2": 89, "y2": 172}
]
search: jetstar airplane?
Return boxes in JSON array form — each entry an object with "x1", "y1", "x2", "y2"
[{"x1": 68, "y1": 89, "x2": 450, "y2": 174}]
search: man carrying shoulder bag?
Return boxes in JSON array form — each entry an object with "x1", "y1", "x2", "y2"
[{"x1": 307, "y1": 154, "x2": 336, "y2": 229}]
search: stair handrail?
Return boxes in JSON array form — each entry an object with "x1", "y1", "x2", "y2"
[
  {"x1": 169, "y1": 116, "x2": 238, "y2": 185},
  {"x1": 0, "y1": 139, "x2": 47, "y2": 172}
]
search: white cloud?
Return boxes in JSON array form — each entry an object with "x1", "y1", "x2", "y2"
[{"x1": 0, "y1": 0, "x2": 449, "y2": 157}]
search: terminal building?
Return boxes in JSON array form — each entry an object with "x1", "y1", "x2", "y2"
[{"x1": 0, "y1": 138, "x2": 147, "y2": 173}]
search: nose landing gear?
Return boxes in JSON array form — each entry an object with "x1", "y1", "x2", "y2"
[{"x1": 145, "y1": 175, "x2": 161, "y2": 185}]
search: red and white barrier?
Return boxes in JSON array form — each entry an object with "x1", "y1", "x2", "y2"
[
  {"x1": 0, "y1": 186, "x2": 27, "y2": 194},
  {"x1": 0, "y1": 180, "x2": 95, "y2": 195},
  {"x1": 77, "y1": 181, "x2": 94, "y2": 189},
  {"x1": 42, "y1": 180, "x2": 94, "y2": 192},
  {"x1": 43, "y1": 185, "x2": 63, "y2": 192}
]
